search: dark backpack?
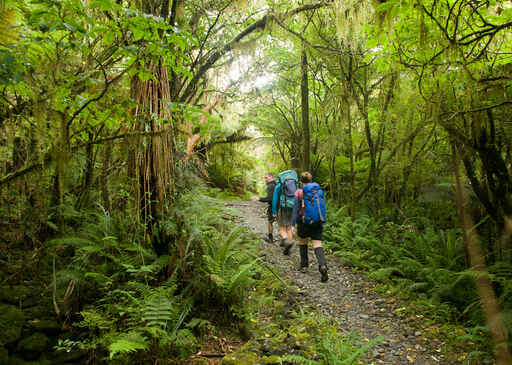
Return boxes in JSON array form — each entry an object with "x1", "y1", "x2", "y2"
[
  {"x1": 302, "y1": 182, "x2": 326, "y2": 224},
  {"x1": 277, "y1": 170, "x2": 298, "y2": 209}
]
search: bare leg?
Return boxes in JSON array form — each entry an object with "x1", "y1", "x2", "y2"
[
  {"x1": 312, "y1": 240, "x2": 322, "y2": 249},
  {"x1": 268, "y1": 221, "x2": 273, "y2": 235},
  {"x1": 279, "y1": 226, "x2": 287, "y2": 240},
  {"x1": 285, "y1": 226, "x2": 293, "y2": 242}
]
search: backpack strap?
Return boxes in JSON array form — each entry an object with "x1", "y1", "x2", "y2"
[{"x1": 314, "y1": 190, "x2": 325, "y2": 222}]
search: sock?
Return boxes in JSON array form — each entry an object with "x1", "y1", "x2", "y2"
[
  {"x1": 299, "y1": 245, "x2": 308, "y2": 267},
  {"x1": 314, "y1": 247, "x2": 327, "y2": 267}
]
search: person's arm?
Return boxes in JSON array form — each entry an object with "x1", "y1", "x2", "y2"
[
  {"x1": 259, "y1": 183, "x2": 274, "y2": 203},
  {"x1": 272, "y1": 183, "x2": 281, "y2": 215}
]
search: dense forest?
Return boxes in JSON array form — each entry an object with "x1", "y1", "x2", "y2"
[{"x1": 1, "y1": 0, "x2": 511, "y2": 364}]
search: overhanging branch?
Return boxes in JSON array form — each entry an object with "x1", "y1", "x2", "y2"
[{"x1": 179, "y1": 2, "x2": 333, "y2": 103}]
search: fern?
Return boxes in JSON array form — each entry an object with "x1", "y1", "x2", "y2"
[
  {"x1": 369, "y1": 267, "x2": 404, "y2": 281},
  {"x1": 108, "y1": 332, "x2": 148, "y2": 359},
  {"x1": 78, "y1": 309, "x2": 116, "y2": 332},
  {"x1": 142, "y1": 293, "x2": 176, "y2": 329}
]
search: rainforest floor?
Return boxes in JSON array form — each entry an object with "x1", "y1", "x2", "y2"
[{"x1": 219, "y1": 200, "x2": 473, "y2": 365}]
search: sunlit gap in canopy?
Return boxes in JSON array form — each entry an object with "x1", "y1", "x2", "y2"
[
  {"x1": 213, "y1": 52, "x2": 275, "y2": 180},
  {"x1": 216, "y1": 52, "x2": 276, "y2": 95}
]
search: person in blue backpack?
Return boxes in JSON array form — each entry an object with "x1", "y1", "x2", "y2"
[
  {"x1": 272, "y1": 170, "x2": 299, "y2": 255},
  {"x1": 292, "y1": 171, "x2": 328, "y2": 282}
]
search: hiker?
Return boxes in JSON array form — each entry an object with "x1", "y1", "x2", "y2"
[
  {"x1": 292, "y1": 171, "x2": 328, "y2": 282},
  {"x1": 272, "y1": 169, "x2": 299, "y2": 254},
  {"x1": 251, "y1": 172, "x2": 277, "y2": 242}
]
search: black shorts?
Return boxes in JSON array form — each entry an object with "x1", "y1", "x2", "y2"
[
  {"x1": 266, "y1": 206, "x2": 275, "y2": 223},
  {"x1": 297, "y1": 220, "x2": 323, "y2": 241}
]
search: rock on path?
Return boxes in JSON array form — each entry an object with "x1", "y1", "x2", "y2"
[{"x1": 227, "y1": 201, "x2": 463, "y2": 365}]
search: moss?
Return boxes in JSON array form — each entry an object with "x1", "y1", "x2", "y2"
[
  {"x1": 219, "y1": 352, "x2": 260, "y2": 364},
  {"x1": 5, "y1": 355, "x2": 25, "y2": 365},
  {"x1": 17, "y1": 332, "x2": 48, "y2": 360},
  {"x1": 0, "y1": 304, "x2": 25, "y2": 345},
  {"x1": 0, "y1": 347, "x2": 8, "y2": 365},
  {"x1": 27, "y1": 319, "x2": 61, "y2": 335},
  {"x1": 24, "y1": 304, "x2": 53, "y2": 319},
  {"x1": 0, "y1": 285, "x2": 38, "y2": 308},
  {"x1": 261, "y1": 355, "x2": 281, "y2": 364}
]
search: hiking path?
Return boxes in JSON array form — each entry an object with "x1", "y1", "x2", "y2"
[{"x1": 228, "y1": 200, "x2": 465, "y2": 365}]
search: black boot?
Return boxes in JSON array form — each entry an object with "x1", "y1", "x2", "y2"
[
  {"x1": 299, "y1": 245, "x2": 309, "y2": 272},
  {"x1": 314, "y1": 247, "x2": 328, "y2": 282},
  {"x1": 267, "y1": 233, "x2": 273, "y2": 242}
]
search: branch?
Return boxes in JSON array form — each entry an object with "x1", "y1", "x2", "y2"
[
  {"x1": 0, "y1": 130, "x2": 171, "y2": 187},
  {"x1": 179, "y1": 2, "x2": 332, "y2": 103},
  {"x1": 442, "y1": 100, "x2": 512, "y2": 118},
  {"x1": 66, "y1": 65, "x2": 132, "y2": 129},
  {"x1": 201, "y1": 132, "x2": 252, "y2": 150}
]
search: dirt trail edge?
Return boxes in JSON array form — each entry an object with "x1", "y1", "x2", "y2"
[{"x1": 228, "y1": 201, "x2": 463, "y2": 365}]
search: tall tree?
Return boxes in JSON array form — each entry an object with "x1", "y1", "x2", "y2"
[{"x1": 301, "y1": 45, "x2": 310, "y2": 172}]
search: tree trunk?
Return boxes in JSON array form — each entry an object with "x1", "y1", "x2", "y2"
[
  {"x1": 131, "y1": 60, "x2": 174, "y2": 239},
  {"x1": 346, "y1": 97, "x2": 355, "y2": 220},
  {"x1": 12, "y1": 136, "x2": 24, "y2": 172},
  {"x1": 301, "y1": 46, "x2": 310, "y2": 172},
  {"x1": 452, "y1": 142, "x2": 512, "y2": 365},
  {"x1": 102, "y1": 140, "x2": 112, "y2": 214},
  {"x1": 77, "y1": 132, "x2": 94, "y2": 209}
]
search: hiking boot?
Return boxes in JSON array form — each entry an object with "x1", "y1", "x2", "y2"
[
  {"x1": 279, "y1": 238, "x2": 286, "y2": 247},
  {"x1": 283, "y1": 241, "x2": 293, "y2": 255},
  {"x1": 299, "y1": 266, "x2": 308, "y2": 273},
  {"x1": 319, "y1": 265, "x2": 328, "y2": 282},
  {"x1": 265, "y1": 235, "x2": 273, "y2": 243}
]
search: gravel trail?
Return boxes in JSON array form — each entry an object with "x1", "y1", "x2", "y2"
[{"x1": 227, "y1": 200, "x2": 463, "y2": 365}]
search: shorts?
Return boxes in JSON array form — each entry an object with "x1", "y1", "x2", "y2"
[
  {"x1": 297, "y1": 220, "x2": 323, "y2": 241},
  {"x1": 278, "y1": 207, "x2": 293, "y2": 227},
  {"x1": 266, "y1": 206, "x2": 275, "y2": 223}
]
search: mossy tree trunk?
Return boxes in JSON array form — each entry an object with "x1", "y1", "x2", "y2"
[{"x1": 300, "y1": 46, "x2": 310, "y2": 173}]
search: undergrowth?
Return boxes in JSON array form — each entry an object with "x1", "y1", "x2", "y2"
[
  {"x1": 224, "y1": 305, "x2": 382, "y2": 365},
  {"x1": 323, "y1": 207, "x2": 511, "y2": 363},
  {"x1": 47, "y1": 190, "x2": 274, "y2": 363}
]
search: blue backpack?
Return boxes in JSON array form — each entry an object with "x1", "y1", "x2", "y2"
[
  {"x1": 302, "y1": 182, "x2": 326, "y2": 224},
  {"x1": 277, "y1": 170, "x2": 298, "y2": 209}
]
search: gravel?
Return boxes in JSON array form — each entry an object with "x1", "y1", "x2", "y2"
[{"x1": 228, "y1": 200, "x2": 463, "y2": 365}]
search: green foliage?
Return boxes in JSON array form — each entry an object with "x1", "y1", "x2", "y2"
[
  {"x1": 200, "y1": 226, "x2": 258, "y2": 316},
  {"x1": 208, "y1": 143, "x2": 257, "y2": 195},
  {"x1": 108, "y1": 332, "x2": 148, "y2": 360},
  {"x1": 42, "y1": 189, "x2": 274, "y2": 362},
  {"x1": 253, "y1": 309, "x2": 381, "y2": 365},
  {"x1": 324, "y1": 205, "x2": 512, "y2": 359}
]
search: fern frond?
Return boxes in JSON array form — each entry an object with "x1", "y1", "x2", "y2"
[
  {"x1": 342, "y1": 335, "x2": 384, "y2": 364},
  {"x1": 108, "y1": 332, "x2": 148, "y2": 359},
  {"x1": 142, "y1": 293, "x2": 176, "y2": 329}
]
